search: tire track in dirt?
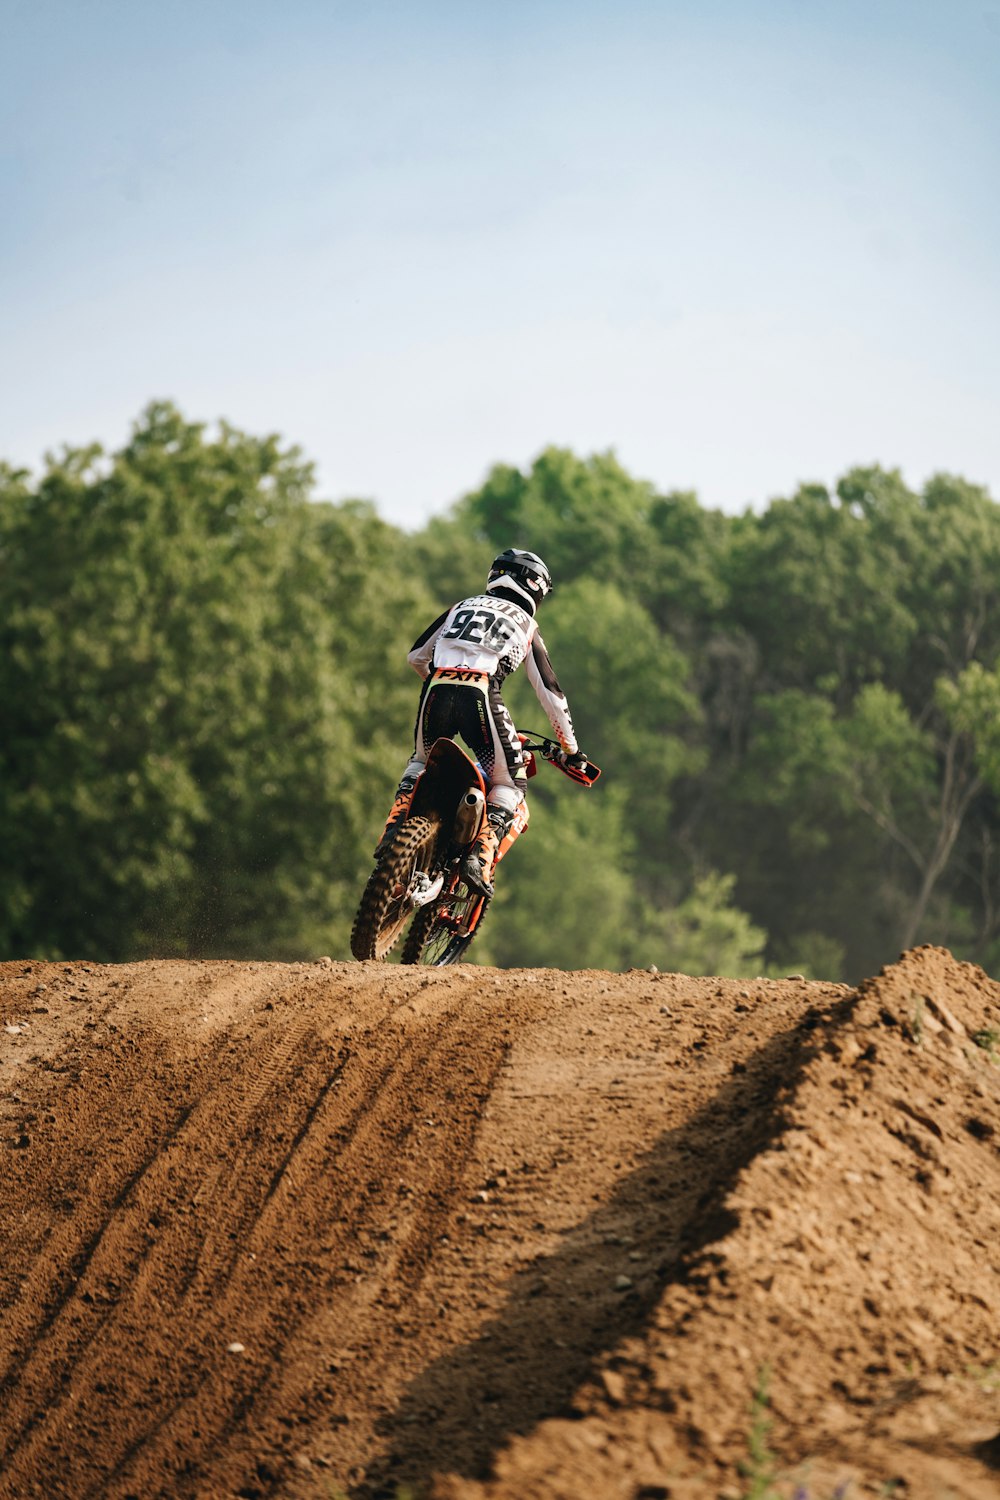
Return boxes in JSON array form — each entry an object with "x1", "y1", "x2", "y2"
[
  {"x1": 0, "y1": 964, "x2": 514, "y2": 1499},
  {"x1": 109, "y1": 1008, "x2": 508, "y2": 1499},
  {"x1": 3, "y1": 961, "x2": 825, "y2": 1499},
  {"x1": 0, "y1": 1034, "x2": 212, "y2": 1465},
  {"x1": 361, "y1": 989, "x2": 854, "y2": 1498},
  {"x1": 5, "y1": 953, "x2": 999, "y2": 1500},
  {"x1": 0, "y1": 980, "x2": 289, "y2": 1491},
  {"x1": 221, "y1": 977, "x2": 522, "y2": 1487},
  {"x1": 1, "y1": 962, "x2": 313, "y2": 1493}
]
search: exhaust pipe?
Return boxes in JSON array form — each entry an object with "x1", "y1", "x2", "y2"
[{"x1": 451, "y1": 787, "x2": 486, "y2": 848}]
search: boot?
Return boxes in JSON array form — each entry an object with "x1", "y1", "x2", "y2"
[
  {"x1": 461, "y1": 807, "x2": 512, "y2": 898},
  {"x1": 374, "y1": 775, "x2": 417, "y2": 860}
]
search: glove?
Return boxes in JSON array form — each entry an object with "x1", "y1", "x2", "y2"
[{"x1": 556, "y1": 747, "x2": 588, "y2": 770}]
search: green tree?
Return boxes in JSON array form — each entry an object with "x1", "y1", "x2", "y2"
[
  {"x1": 507, "y1": 576, "x2": 702, "y2": 884},
  {"x1": 726, "y1": 470, "x2": 921, "y2": 704},
  {"x1": 8, "y1": 408, "x2": 1000, "y2": 982},
  {"x1": 456, "y1": 446, "x2": 656, "y2": 590},
  {"x1": 650, "y1": 871, "x2": 766, "y2": 978},
  {"x1": 0, "y1": 403, "x2": 425, "y2": 959},
  {"x1": 479, "y1": 789, "x2": 637, "y2": 970}
]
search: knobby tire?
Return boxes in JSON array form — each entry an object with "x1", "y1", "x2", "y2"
[{"x1": 350, "y1": 815, "x2": 441, "y2": 961}]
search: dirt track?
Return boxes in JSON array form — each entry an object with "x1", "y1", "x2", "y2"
[{"x1": 1, "y1": 947, "x2": 999, "y2": 1499}]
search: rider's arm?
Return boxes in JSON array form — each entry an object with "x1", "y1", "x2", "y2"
[
  {"x1": 407, "y1": 609, "x2": 450, "y2": 678},
  {"x1": 525, "y1": 629, "x2": 578, "y2": 753}
]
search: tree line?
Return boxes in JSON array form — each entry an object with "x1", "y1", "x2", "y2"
[{"x1": 4, "y1": 401, "x2": 1000, "y2": 981}]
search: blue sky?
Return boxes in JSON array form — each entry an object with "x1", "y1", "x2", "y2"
[{"x1": 2, "y1": 0, "x2": 998, "y2": 527}]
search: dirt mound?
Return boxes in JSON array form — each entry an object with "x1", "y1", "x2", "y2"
[{"x1": 1, "y1": 947, "x2": 998, "y2": 1499}]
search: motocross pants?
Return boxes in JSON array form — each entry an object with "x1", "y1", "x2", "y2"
[{"x1": 402, "y1": 669, "x2": 528, "y2": 816}]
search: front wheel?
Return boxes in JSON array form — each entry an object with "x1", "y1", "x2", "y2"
[
  {"x1": 401, "y1": 876, "x2": 490, "y2": 966},
  {"x1": 351, "y1": 816, "x2": 441, "y2": 961}
]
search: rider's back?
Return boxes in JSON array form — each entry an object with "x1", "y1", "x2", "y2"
[{"x1": 422, "y1": 593, "x2": 535, "y2": 678}]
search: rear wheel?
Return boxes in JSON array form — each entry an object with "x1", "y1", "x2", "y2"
[
  {"x1": 350, "y1": 816, "x2": 441, "y2": 961},
  {"x1": 401, "y1": 877, "x2": 489, "y2": 965}
]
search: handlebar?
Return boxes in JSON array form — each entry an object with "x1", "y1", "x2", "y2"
[{"x1": 518, "y1": 733, "x2": 563, "y2": 759}]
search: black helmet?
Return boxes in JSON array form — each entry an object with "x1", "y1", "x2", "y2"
[{"x1": 486, "y1": 548, "x2": 552, "y2": 607}]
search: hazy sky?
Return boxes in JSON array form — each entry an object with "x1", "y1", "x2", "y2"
[{"x1": 2, "y1": 0, "x2": 998, "y2": 527}]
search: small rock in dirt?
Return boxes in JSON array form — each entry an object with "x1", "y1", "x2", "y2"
[
  {"x1": 925, "y1": 994, "x2": 964, "y2": 1035},
  {"x1": 226, "y1": 1342, "x2": 246, "y2": 1354},
  {"x1": 601, "y1": 1369, "x2": 627, "y2": 1404},
  {"x1": 838, "y1": 1036, "x2": 863, "y2": 1066},
  {"x1": 614, "y1": 1274, "x2": 633, "y2": 1291}
]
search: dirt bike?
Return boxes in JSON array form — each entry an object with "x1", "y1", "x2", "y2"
[{"x1": 350, "y1": 734, "x2": 600, "y2": 966}]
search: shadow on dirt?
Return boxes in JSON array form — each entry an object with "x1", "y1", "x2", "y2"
[{"x1": 361, "y1": 992, "x2": 856, "y2": 1498}]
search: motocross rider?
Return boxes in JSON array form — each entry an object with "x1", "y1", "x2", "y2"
[{"x1": 376, "y1": 548, "x2": 587, "y2": 898}]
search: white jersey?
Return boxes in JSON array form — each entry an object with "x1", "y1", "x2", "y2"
[{"x1": 407, "y1": 593, "x2": 578, "y2": 753}]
